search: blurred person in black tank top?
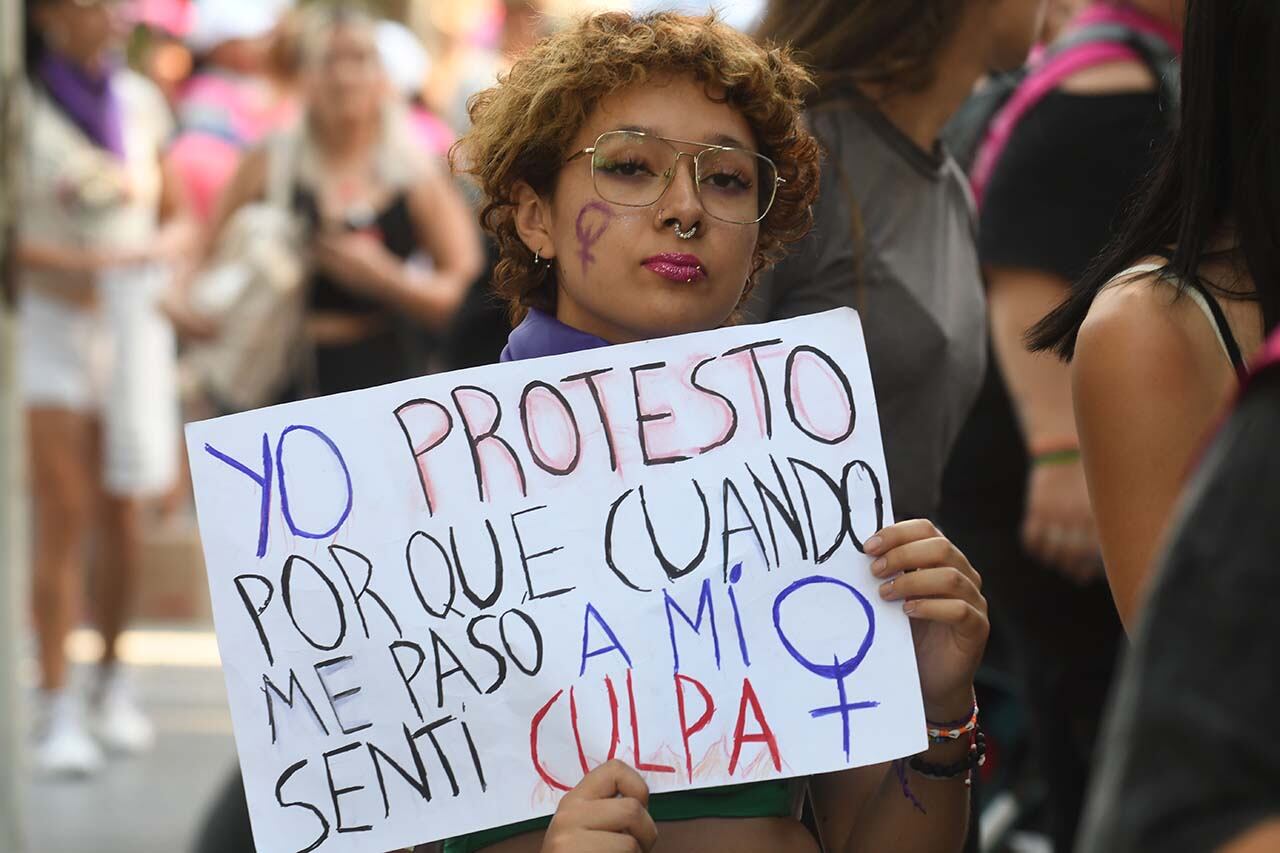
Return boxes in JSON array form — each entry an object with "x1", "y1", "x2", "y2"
[
  {"x1": 179, "y1": 6, "x2": 484, "y2": 401},
  {"x1": 940, "y1": 1, "x2": 1182, "y2": 849}
]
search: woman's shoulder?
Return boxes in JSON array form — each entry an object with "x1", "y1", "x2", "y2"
[
  {"x1": 1058, "y1": 58, "x2": 1158, "y2": 96},
  {"x1": 1084, "y1": 260, "x2": 1193, "y2": 347},
  {"x1": 805, "y1": 101, "x2": 889, "y2": 176},
  {"x1": 1076, "y1": 261, "x2": 1227, "y2": 395}
]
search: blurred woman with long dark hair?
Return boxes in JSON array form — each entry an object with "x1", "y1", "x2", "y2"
[
  {"x1": 1030, "y1": 0, "x2": 1278, "y2": 630},
  {"x1": 1065, "y1": 7, "x2": 1280, "y2": 830}
]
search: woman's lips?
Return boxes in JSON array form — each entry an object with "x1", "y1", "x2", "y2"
[{"x1": 642, "y1": 253, "x2": 707, "y2": 283}]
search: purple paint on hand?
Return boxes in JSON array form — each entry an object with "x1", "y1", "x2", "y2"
[{"x1": 575, "y1": 202, "x2": 613, "y2": 275}]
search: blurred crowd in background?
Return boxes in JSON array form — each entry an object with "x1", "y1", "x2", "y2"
[{"x1": 14, "y1": 0, "x2": 590, "y2": 787}]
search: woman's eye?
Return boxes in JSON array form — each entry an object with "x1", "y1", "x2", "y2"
[
  {"x1": 597, "y1": 158, "x2": 654, "y2": 177},
  {"x1": 704, "y1": 171, "x2": 752, "y2": 192}
]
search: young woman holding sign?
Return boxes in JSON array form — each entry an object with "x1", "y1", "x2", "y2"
[{"x1": 437, "y1": 12, "x2": 989, "y2": 853}]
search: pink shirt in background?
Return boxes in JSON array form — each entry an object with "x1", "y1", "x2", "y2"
[{"x1": 167, "y1": 71, "x2": 298, "y2": 223}]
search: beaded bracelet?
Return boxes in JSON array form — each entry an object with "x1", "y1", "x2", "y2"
[
  {"x1": 909, "y1": 730, "x2": 987, "y2": 786},
  {"x1": 895, "y1": 697, "x2": 984, "y2": 814},
  {"x1": 926, "y1": 695, "x2": 979, "y2": 743}
]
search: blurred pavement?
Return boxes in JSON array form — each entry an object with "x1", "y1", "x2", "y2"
[{"x1": 25, "y1": 628, "x2": 236, "y2": 853}]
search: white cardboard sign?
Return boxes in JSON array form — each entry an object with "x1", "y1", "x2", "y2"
[{"x1": 186, "y1": 308, "x2": 926, "y2": 853}]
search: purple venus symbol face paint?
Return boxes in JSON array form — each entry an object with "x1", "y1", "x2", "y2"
[{"x1": 575, "y1": 202, "x2": 613, "y2": 276}]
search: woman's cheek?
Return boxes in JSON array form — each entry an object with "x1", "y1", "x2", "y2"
[
  {"x1": 570, "y1": 201, "x2": 616, "y2": 280},
  {"x1": 570, "y1": 204, "x2": 649, "y2": 279},
  {"x1": 713, "y1": 228, "x2": 759, "y2": 288}
]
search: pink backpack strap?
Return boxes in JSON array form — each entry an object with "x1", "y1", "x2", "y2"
[
  {"x1": 970, "y1": 1, "x2": 1182, "y2": 208},
  {"x1": 970, "y1": 42, "x2": 1139, "y2": 206}
]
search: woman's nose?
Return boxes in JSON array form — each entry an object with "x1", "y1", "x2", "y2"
[{"x1": 655, "y1": 154, "x2": 703, "y2": 228}]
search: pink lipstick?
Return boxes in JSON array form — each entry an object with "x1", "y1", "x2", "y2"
[{"x1": 643, "y1": 253, "x2": 707, "y2": 283}]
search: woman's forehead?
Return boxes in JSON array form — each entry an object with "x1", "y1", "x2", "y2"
[{"x1": 575, "y1": 75, "x2": 760, "y2": 153}]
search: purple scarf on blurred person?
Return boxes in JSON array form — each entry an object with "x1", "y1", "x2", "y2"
[{"x1": 37, "y1": 51, "x2": 125, "y2": 159}]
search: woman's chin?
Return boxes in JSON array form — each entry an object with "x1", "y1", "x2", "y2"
[
  {"x1": 641, "y1": 287, "x2": 742, "y2": 334},
  {"x1": 566, "y1": 278, "x2": 742, "y2": 342},
  {"x1": 616, "y1": 301, "x2": 737, "y2": 341}
]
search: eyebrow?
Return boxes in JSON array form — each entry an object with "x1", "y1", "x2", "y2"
[{"x1": 613, "y1": 125, "x2": 753, "y2": 150}]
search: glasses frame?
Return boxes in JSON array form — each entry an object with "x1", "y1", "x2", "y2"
[{"x1": 565, "y1": 130, "x2": 785, "y2": 226}]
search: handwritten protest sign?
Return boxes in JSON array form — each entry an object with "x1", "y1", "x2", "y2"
[{"x1": 186, "y1": 308, "x2": 926, "y2": 853}]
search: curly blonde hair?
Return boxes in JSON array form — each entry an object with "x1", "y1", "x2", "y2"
[{"x1": 453, "y1": 11, "x2": 822, "y2": 324}]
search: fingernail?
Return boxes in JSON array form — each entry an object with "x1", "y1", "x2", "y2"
[
  {"x1": 871, "y1": 557, "x2": 887, "y2": 576},
  {"x1": 866, "y1": 536, "x2": 883, "y2": 554},
  {"x1": 879, "y1": 579, "x2": 895, "y2": 599},
  {"x1": 903, "y1": 601, "x2": 917, "y2": 615}
]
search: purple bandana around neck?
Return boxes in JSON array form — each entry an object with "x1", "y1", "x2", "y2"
[
  {"x1": 500, "y1": 308, "x2": 612, "y2": 362},
  {"x1": 38, "y1": 51, "x2": 125, "y2": 159}
]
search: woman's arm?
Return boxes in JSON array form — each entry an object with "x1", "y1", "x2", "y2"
[
  {"x1": 1070, "y1": 278, "x2": 1237, "y2": 630},
  {"x1": 812, "y1": 748, "x2": 969, "y2": 853},
  {"x1": 812, "y1": 520, "x2": 988, "y2": 853},
  {"x1": 311, "y1": 167, "x2": 484, "y2": 330},
  {"x1": 988, "y1": 264, "x2": 1099, "y2": 579},
  {"x1": 397, "y1": 167, "x2": 485, "y2": 328},
  {"x1": 152, "y1": 155, "x2": 200, "y2": 266},
  {"x1": 1073, "y1": 370, "x2": 1280, "y2": 852},
  {"x1": 15, "y1": 241, "x2": 137, "y2": 277},
  {"x1": 17, "y1": 164, "x2": 193, "y2": 302},
  {"x1": 20, "y1": 162, "x2": 197, "y2": 277}
]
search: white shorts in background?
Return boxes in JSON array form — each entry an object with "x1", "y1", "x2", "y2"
[
  {"x1": 20, "y1": 265, "x2": 180, "y2": 497},
  {"x1": 19, "y1": 288, "x2": 107, "y2": 412}
]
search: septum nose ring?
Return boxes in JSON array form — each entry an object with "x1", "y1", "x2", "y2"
[{"x1": 674, "y1": 221, "x2": 699, "y2": 240}]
